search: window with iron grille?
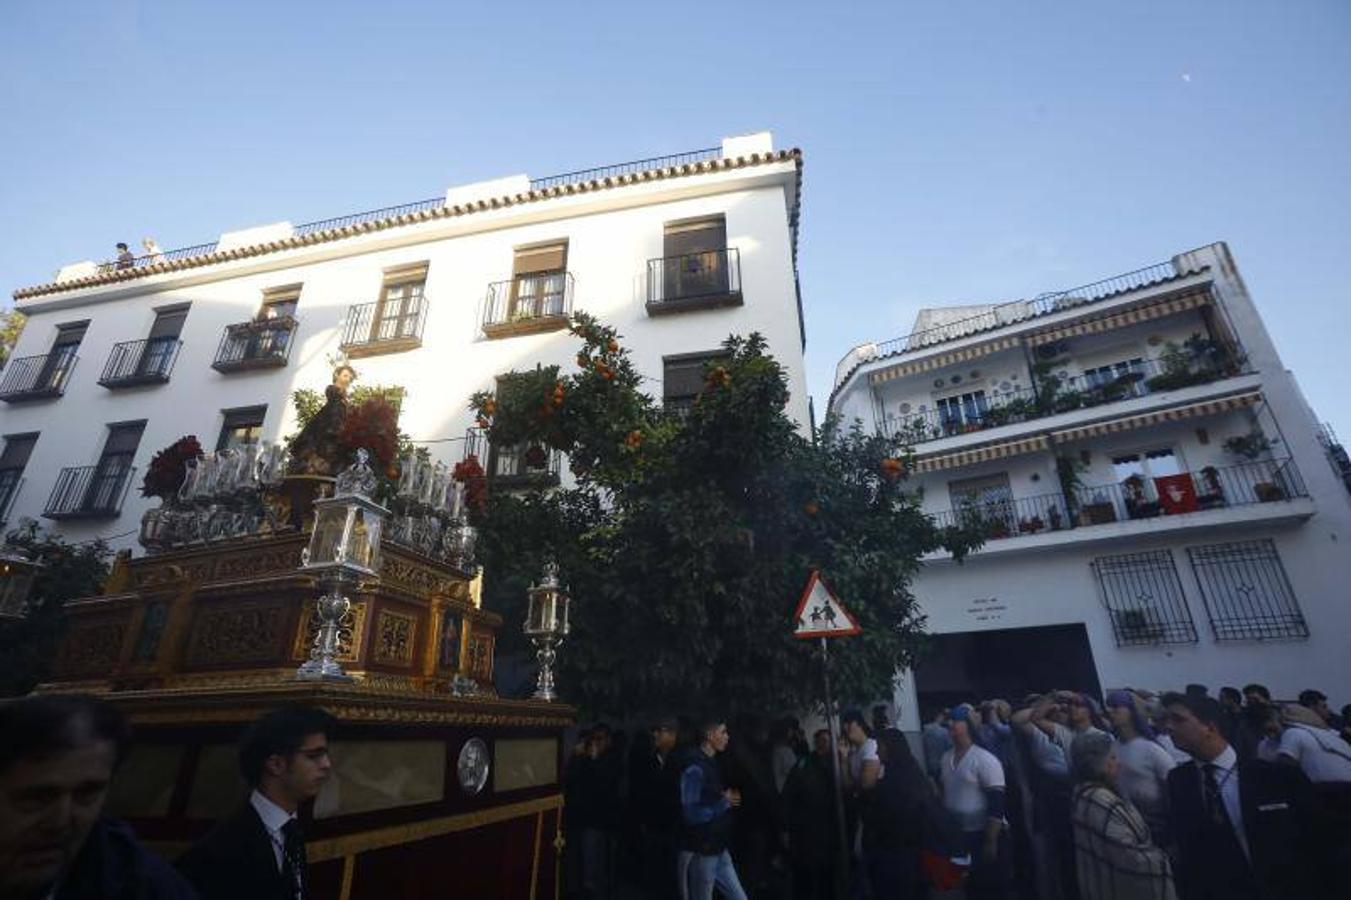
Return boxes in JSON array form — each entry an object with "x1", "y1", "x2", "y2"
[
  {"x1": 1186, "y1": 539, "x2": 1308, "y2": 641},
  {"x1": 89, "y1": 421, "x2": 146, "y2": 511},
  {"x1": 1091, "y1": 550, "x2": 1198, "y2": 646}
]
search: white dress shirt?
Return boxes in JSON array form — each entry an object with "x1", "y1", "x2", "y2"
[
  {"x1": 250, "y1": 789, "x2": 297, "y2": 871},
  {"x1": 1201, "y1": 745, "x2": 1248, "y2": 860}
]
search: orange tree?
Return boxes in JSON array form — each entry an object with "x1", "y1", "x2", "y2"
[{"x1": 470, "y1": 313, "x2": 981, "y2": 718}]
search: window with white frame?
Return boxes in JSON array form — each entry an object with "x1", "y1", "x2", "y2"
[{"x1": 936, "y1": 390, "x2": 989, "y2": 432}]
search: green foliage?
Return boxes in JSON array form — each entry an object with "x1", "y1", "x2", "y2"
[
  {"x1": 0, "y1": 521, "x2": 112, "y2": 696},
  {"x1": 470, "y1": 313, "x2": 982, "y2": 719},
  {"x1": 0, "y1": 308, "x2": 25, "y2": 366}
]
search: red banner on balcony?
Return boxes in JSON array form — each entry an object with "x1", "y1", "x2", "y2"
[{"x1": 1154, "y1": 474, "x2": 1199, "y2": 515}]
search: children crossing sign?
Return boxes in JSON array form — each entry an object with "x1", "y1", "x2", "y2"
[{"x1": 793, "y1": 570, "x2": 861, "y2": 639}]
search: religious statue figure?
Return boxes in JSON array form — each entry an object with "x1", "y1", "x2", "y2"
[{"x1": 288, "y1": 364, "x2": 357, "y2": 477}]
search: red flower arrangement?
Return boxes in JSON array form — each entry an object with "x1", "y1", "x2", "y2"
[
  {"x1": 453, "y1": 454, "x2": 488, "y2": 519},
  {"x1": 141, "y1": 435, "x2": 203, "y2": 499},
  {"x1": 337, "y1": 397, "x2": 400, "y2": 474}
]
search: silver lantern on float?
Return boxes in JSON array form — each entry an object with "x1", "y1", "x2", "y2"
[
  {"x1": 296, "y1": 448, "x2": 388, "y2": 681},
  {"x1": 523, "y1": 560, "x2": 570, "y2": 702}
]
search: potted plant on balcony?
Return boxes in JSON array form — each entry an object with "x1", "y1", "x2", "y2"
[
  {"x1": 1114, "y1": 607, "x2": 1166, "y2": 643},
  {"x1": 1196, "y1": 465, "x2": 1225, "y2": 509},
  {"x1": 1254, "y1": 482, "x2": 1287, "y2": 502},
  {"x1": 1082, "y1": 491, "x2": 1118, "y2": 525},
  {"x1": 1018, "y1": 515, "x2": 1046, "y2": 534},
  {"x1": 1223, "y1": 431, "x2": 1271, "y2": 460}
]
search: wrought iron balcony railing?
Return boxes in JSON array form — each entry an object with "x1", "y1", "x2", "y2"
[
  {"x1": 339, "y1": 299, "x2": 427, "y2": 356},
  {"x1": 646, "y1": 248, "x2": 742, "y2": 314},
  {"x1": 931, "y1": 459, "x2": 1308, "y2": 546},
  {"x1": 98, "y1": 339, "x2": 182, "y2": 388},
  {"x1": 0, "y1": 353, "x2": 78, "y2": 402},
  {"x1": 212, "y1": 317, "x2": 298, "y2": 372},
  {"x1": 482, "y1": 272, "x2": 574, "y2": 338},
  {"x1": 880, "y1": 353, "x2": 1248, "y2": 446},
  {"x1": 462, "y1": 428, "x2": 560, "y2": 488},
  {"x1": 43, "y1": 464, "x2": 138, "y2": 520}
]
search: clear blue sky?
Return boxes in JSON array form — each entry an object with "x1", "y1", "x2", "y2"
[{"x1": 2, "y1": 1, "x2": 1348, "y2": 435}]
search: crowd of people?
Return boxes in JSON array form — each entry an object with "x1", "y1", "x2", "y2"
[{"x1": 565, "y1": 685, "x2": 1351, "y2": 900}]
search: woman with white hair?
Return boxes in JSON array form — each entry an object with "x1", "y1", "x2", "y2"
[{"x1": 1069, "y1": 731, "x2": 1176, "y2": 900}]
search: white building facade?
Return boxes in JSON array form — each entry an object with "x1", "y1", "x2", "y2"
[
  {"x1": 830, "y1": 242, "x2": 1351, "y2": 719},
  {"x1": 0, "y1": 132, "x2": 808, "y2": 553}
]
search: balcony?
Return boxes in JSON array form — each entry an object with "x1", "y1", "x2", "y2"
[
  {"x1": 339, "y1": 300, "x2": 427, "y2": 357},
  {"x1": 0, "y1": 353, "x2": 78, "y2": 402},
  {"x1": 482, "y1": 272, "x2": 574, "y2": 339},
  {"x1": 212, "y1": 317, "x2": 298, "y2": 373},
  {"x1": 463, "y1": 428, "x2": 561, "y2": 489},
  {"x1": 932, "y1": 459, "x2": 1308, "y2": 546},
  {"x1": 43, "y1": 464, "x2": 137, "y2": 520},
  {"x1": 882, "y1": 351, "x2": 1247, "y2": 446},
  {"x1": 646, "y1": 248, "x2": 743, "y2": 315},
  {"x1": 98, "y1": 339, "x2": 182, "y2": 389}
]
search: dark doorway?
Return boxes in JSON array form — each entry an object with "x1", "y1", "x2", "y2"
[{"x1": 914, "y1": 623, "x2": 1101, "y2": 712}]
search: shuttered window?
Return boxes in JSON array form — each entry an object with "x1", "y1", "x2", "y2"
[
  {"x1": 661, "y1": 217, "x2": 729, "y2": 300},
  {"x1": 260, "y1": 285, "x2": 301, "y2": 319},
  {"x1": 662, "y1": 352, "x2": 725, "y2": 412},
  {"x1": 513, "y1": 242, "x2": 568, "y2": 276},
  {"x1": 663, "y1": 216, "x2": 726, "y2": 260},
  {"x1": 87, "y1": 422, "x2": 146, "y2": 511},
  {"x1": 217, "y1": 406, "x2": 267, "y2": 451},
  {"x1": 148, "y1": 307, "x2": 189, "y2": 340}
]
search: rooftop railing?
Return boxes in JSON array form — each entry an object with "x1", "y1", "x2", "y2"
[
  {"x1": 0, "y1": 353, "x2": 78, "y2": 402},
  {"x1": 86, "y1": 146, "x2": 727, "y2": 276},
  {"x1": 43, "y1": 464, "x2": 138, "y2": 520},
  {"x1": 293, "y1": 197, "x2": 445, "y2": 237},
  {"x1": 834, "y1": 261, "x2": 1197, "y2": 391},
  {"x1": 530, "y1": 147, "x2": 721, "y2": 191},
  {"x1": 96, "y1": 242, "x2": 219, "y2": 275},
  {"x1": 98, "y1": 339, "x2": 182, "y2": 389}
]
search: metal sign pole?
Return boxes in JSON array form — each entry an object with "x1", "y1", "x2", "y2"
[{"x1": 820, "y1": 635, "x2": 850, "y2": 900}]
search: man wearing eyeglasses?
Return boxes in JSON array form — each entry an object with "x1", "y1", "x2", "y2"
[{"x1": 179, "y1": 704, "x2": 337, "y2": 900}]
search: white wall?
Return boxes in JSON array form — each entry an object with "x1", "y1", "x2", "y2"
[{"x1": 2, "y1": 178, "x2": 808, "y2": 550}]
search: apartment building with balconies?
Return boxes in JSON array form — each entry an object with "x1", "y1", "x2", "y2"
[
  {"x1": 830, "y1": 242, "x2": 1351, "y2": 716},
  {"x1": 0, "y1": 132, "x2": 808, "y2": 549}
]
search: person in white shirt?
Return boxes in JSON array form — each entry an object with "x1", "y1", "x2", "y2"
[
  {"x1": 1014, "y1": 690, "x2": 1110, "y2": 768},
  {"x1": 940, "y1": 704, "x2": 1010, "y2": 900},
  {"x1": 1105, "y1": 689, "x2": 1177, "y2": 847},
  {"x1": 1255, "y1": 703, "x2": 1351, "y2": 783}
]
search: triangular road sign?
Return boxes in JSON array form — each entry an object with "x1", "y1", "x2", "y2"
[{"x1": 793, "y1": 570, "x2": 861, "y2": 639}]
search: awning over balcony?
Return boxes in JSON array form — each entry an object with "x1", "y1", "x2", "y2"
[
  {"x1": 1049, "y1": 392, "x2": 1261, "y2": 444},
  {"x1": 1026, "y1": 290, "x2": 1211, "y2": 347},
  {"x1": 869, "y1": 336, "x2": 1022, "y2": 386},
  {"x1": 913, "y1": 435, "x2": 1049, "y2": 474}
]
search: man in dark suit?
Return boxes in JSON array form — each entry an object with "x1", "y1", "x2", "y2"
[
  {"x1": 1162, "y1": 691, "x2": 1321, "y2": 900},
  {"x1": 178, "y1": 704, "x2": 336, "y2": 900}
]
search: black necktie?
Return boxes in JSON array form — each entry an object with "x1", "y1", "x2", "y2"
[
  {"x1": 280, "y1": 819, "x2": 307, "y2": 900},
  {"x1": 1202, "y1": 763, "x2": 1229, "y2": 828}
]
